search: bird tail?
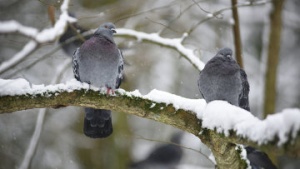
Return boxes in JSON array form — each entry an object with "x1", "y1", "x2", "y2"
[{"x1": 83, "y1": 108, "x2": 113, "y2": 138}]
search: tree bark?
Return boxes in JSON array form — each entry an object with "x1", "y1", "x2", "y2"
[{"x1": 263, "y1": 0, "x2": 285, "y2": 117}]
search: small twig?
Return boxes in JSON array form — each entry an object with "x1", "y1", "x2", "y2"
[{"x1": 188, "y1": 0, "x2": 270, "y2": 34}]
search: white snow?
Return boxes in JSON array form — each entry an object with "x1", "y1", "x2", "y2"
[
  {"x1": 116, "y1": 28, "x2": 205, "y2": 71},
  {"x1": 0, "y1": 78, "x2": 299, "y2": 146},
  {"x1": 0, "y1": 78, "x2": 88, "y2": 96},
  {"x1": 206, "y1": 13, "x2": 214, "y2": 18},
  {"x1": 200, "y1": 100, "x2": 300, "y2": 146},
  {"x1": 0, "y1": 20, "x2": 38, "y2": 38},
  {"x1": 236, "y1": 145, "x2": 251, "y2": 169},
  {"x1": 144, "y1": 89, "x2": 206, "y2": 112}
]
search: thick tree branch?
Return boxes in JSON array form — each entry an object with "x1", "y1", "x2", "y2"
[{"x1": 0, "y1": 80, "x2": 299, "y2": 167}]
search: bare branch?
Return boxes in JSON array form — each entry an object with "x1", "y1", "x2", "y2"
[{"x1": 188, "y1": 0, "x2": 271, "y2": 34}]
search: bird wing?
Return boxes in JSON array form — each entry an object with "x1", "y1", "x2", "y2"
[
  {"x1": 115, "y1": 49, "x2": 124, "y2": 89},
  {"x1": 238, "y1": 69, "x2": 250, "y2": 111},
  {"x1": 197, "y1": 71, "x2": 206, "y2": 100},
  {"x1": 73, "y1": 48, "x2": 81, "y2": 81}
]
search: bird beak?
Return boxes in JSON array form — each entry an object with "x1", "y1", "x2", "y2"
[{"x1": 111, "y1": 28, "x2": 117, "y2": 33}]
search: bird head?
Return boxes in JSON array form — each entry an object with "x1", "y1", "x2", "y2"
[
  {"x1": 216, "y1": 47, "x2": 233, "y2": 58},
  {"x1": 94, "y1": 27, "x2": 115, "y2": 44},
  {"x1": 99, "y1": 22, "x2": 117, "y2": 34}
]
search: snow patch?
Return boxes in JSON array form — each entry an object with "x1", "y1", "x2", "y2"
[
  {"x1": 236, "y1": 145, "x2": 251, "y2": 169},
  {"x1": 201, "y1": 100, "x2": 300, "y2": 145},
  {"x1": 144, "y1": 89, "x2": 206, "y2": 113}
]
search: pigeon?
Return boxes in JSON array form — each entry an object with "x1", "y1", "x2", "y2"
[
  {"x1": 130, "y1": 133, "x2": 183, "y2": 169},
  {"x1": 198, "y1": 47, "x2": 250, "y2": 111},
  {"x1": 245, "y1": 146, "x2": 277, "y2": 169},
  {"x1": 73, "y1": 23, "x2": 123, "y2": 138},
  {"x1": 198, "y1": 48, "x2": 276, "y2": 168}
]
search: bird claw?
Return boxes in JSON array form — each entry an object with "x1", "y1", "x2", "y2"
[{"x1": 106, "y1": 87, "x2": 115, "y2": 95}]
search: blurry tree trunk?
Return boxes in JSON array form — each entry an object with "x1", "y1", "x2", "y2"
[
  {"x1": 263, "y1": 0, "x2": 285, "y2": 117},
  {"x1": 263, "y1": 0, "x2": 285, "y2": 165},
  {"x1": 231, "y1": 0, "x2": 244, "y2": 68}
]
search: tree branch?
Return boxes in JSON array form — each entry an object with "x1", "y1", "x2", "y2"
[{"x1": 0, "y1": 79, "x2": 299, "y2": 168}]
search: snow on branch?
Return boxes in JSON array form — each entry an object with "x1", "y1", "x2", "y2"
[
  {"x1": 115, "y1": 29, "x2": 205, "y2": 71},
  {"x1": 0, "y1": 0, "x2": 75, "y2": 75},
  {"x1": 0, "y1": 78, "x2": 299, "y2": 156},
  {"x1": 0, "y1": 20, "x2": 38, "y2": 39}
]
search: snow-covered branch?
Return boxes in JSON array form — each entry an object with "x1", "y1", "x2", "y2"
[
  {"x1": 0, "y1": 78, "x2": 299, "y2": 158},
  {"x1": 115, "y1": 29, "x2": 205, "y2": 71},
  {"x1": 0, "y1": 0, "x2": 75, "y2": 75}
]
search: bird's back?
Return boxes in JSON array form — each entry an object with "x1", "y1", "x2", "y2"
[
  {"x1": 198, "y1": 56, "x2": 242, "y2": 106},
  {"x1": 75, "y1": 35, "x2": 121, "y2": 89}
]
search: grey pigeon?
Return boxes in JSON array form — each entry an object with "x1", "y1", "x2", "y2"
[
  {"x1": 73, "y1": 23, "x2": 123, "y2": 138},
  {"x1": 198, "y1": 48, "x2": 276, "y2": 168},
  {"x1": 130, "y1": 133, "x2": 183, "y2": 169},
  {"x1": 198, "y1": 47, "x2": 250, "y2": 111}
]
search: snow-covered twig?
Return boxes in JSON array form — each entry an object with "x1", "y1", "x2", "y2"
[
  {"x1": 0, "y1": 21, "x2": 38, "y2": 39},
  {"x1": 115, "y1": 29, "x2": 205, "y2": 71},
  {"x1": 0, "y1": 0, "x2": 75, "y2": 75},
  {"x1": 18, "y1": 59, "x2": 71, "y2": 169}
]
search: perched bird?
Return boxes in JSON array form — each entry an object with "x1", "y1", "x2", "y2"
[
  {"x1": 198, "y1": 47, "x2": 250, "y2": 111},
  {"x1": 73, "y1": 23, "x2": 123, "y2": 138},
  {"x1": 130, "y1": 133, "x2": 183, "y2": 169},
  {"x1": 198, "y1": 47, "x2": 276, "y2": 168},
  {"x1": 245, "y1": 146, "x2": 277, "y2": 169}
]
